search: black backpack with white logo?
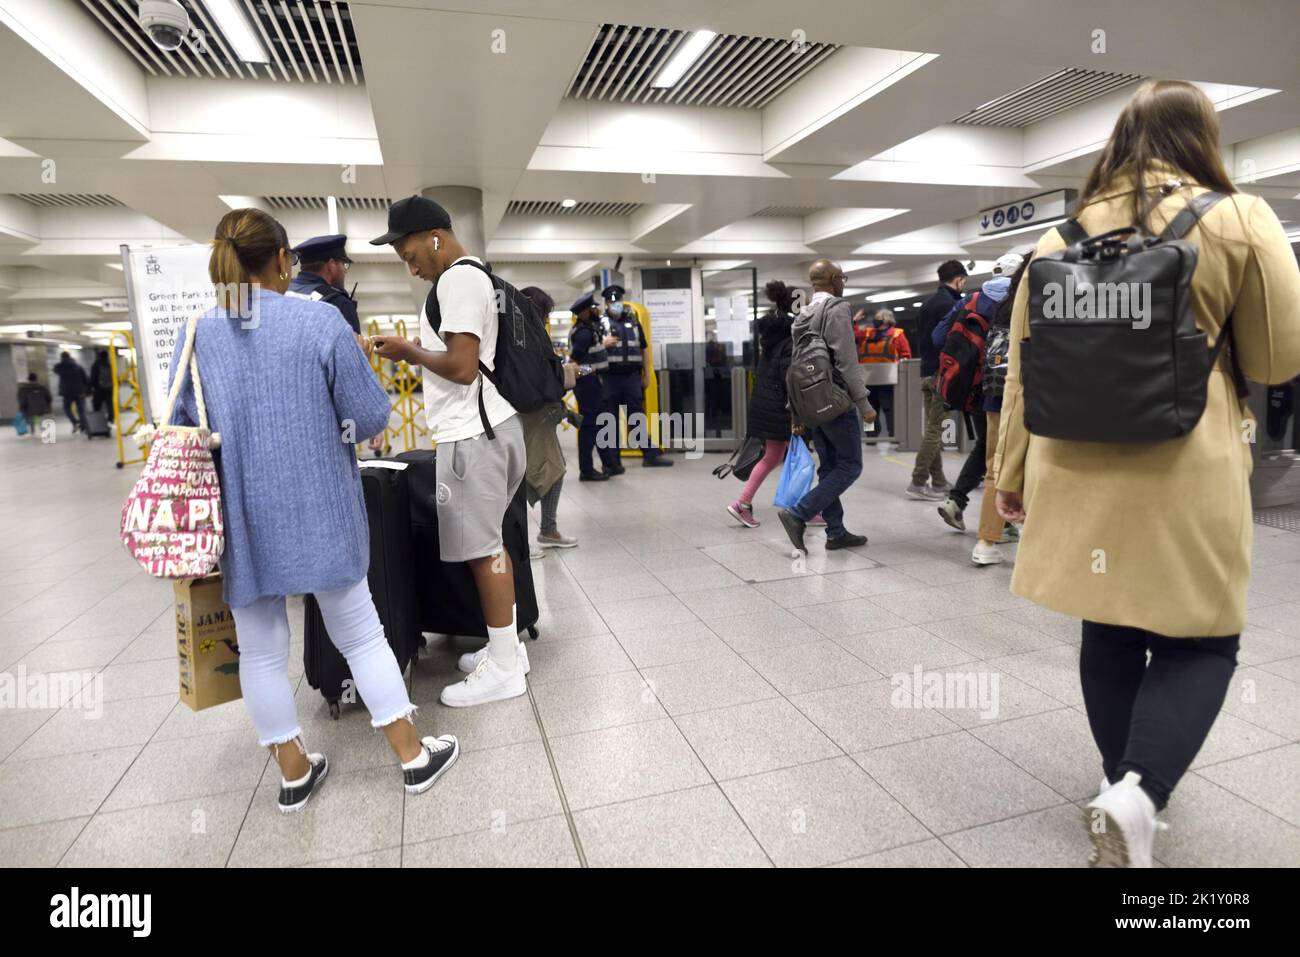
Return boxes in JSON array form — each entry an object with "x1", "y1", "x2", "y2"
[
  {"x1": 787, "y1": 325, "x2": 853, "y2": 429},
  {"x1": 425, "y1": 260, "x2": 566, "y2": 438},
  {"x1": 1022, "y1": 188, "x2": 1248, "y2": 442}
]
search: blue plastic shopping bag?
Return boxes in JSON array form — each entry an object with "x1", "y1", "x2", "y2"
[
  {"x1": 773, "y1": 437, "x2": 815, "y2": 510},
  {"x1": 13, "y1": 412, "x2": 29, "y2": 437}
]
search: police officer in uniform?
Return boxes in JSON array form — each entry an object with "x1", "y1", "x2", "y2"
[
  {"x1": 287, "y1": 234, "x2": 360, "y2": 334},
  {"x1": 568, "y1": 292, "x2": 611, "y2": 481},
  {"x1": 600, "y1": 283, "x2": 672, "y2": 469}
]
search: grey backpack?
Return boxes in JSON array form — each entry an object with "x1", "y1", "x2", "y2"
[{"x1": 787, "y1": 327, "x2": 853, "y2": 428}]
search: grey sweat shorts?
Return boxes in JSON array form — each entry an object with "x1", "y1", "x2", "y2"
[{"x1": 435, "y1": 414, "x2": 526, "y2": 563}]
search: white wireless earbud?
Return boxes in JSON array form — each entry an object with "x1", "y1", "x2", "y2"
[{"x1": 433, "y1": 236, "x2": 440, "y2": 251}]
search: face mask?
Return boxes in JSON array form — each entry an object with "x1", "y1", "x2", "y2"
[{"x1": 607, "y1": 302, "x2": 623, "y2": 317}]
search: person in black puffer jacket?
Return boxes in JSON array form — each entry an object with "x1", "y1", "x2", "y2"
[{"x1": 725, "y1": 280, "x2": 823, "y2": 529}]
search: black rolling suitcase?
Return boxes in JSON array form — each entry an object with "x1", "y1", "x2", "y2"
[
  {"x1": 394, "y1": 449, "x2": 540, "y2": 641},
  {"x1": 83, "y1": 409, "x2": 111, "y2": 437},
  {"x1": 304, "y1": 463, "x2": 423, "y2": 718}
]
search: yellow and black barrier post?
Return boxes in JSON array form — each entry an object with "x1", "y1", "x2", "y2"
[{"x1": 109, "y1": 329, "x2": 148, "y2": 469}]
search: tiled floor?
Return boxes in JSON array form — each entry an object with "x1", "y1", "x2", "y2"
[{"x1": 1, "y1": 424, "x2": 1298, "y2": 867}]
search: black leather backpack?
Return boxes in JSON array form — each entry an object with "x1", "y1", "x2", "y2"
[{"x1": 1021, "y1": 188, "x2": 1248, "y2": 442}]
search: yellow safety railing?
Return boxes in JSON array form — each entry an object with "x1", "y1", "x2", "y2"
[
  {"x1": 367, "y1": 318, "x2": 428, "y2": 454},
  {"x1": 109, "y1": 330, "x2": 148, "y2": 469}
]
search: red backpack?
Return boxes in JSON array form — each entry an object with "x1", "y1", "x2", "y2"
[{"x1": 936, "y1": 292, "x2": 996, "y2": 412}]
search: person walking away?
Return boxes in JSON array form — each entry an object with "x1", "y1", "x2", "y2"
[
  {"x1": 994, "y1": 80, "x2": 1300, "y2": 866},
  {"x1": 168, "y1": 208, "x2": 457, "y2": 813},
  {"x1": 567, "y1": 292, "x2": 612, "y2": 481},
  {"x1": 931, "y1": 252, "x2": 1025, "y2": 554},
  {"x1": 727, "y1": 280, "x2": 796, "y2": 528},
  {"x1": 907, "y1": 261, "x2": 967, "y2": 499},
  {"x1": 16, "y1": 373, "x2": 52, "y2": 439},
  {"x1": 777, "y1": 259, "x2": 875, "y2": 553},
  {"x1": 518, "y1": 286, "x2": 578, "y2": 553},
  {"x1": 370, "y1": 196, "x2": 529, "y2": 707},
  {"x1": 90, "y1": 350, "x2": 114, "y2": 415},
  {"x1": 52, "y1": 351, "x2": 89, "y2": 434}
]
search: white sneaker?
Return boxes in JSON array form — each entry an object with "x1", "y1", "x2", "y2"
[
  {"x1": 440, "y1": 654, "x2": 527, "y2": 708},
  {"x1": 1083, "y1": 771, "x2": 1158, "y2": 868},
  {"x1": 971, "y1": 541, "x2": 1005, "y2": 566},
  {"x1": 529, "y1": 543, "x2": 543, "y2": 560},
  {"x1": 937, "y1": 497, "x2": 965, "y2": 531},
  {"x1": 457, "y1": 640, "x2": 531, "y2": 675},
  {"x1": 537, "y1": 532, "x2": 578, "y2": 549}
]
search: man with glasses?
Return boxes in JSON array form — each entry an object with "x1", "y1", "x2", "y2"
[{"x1": 288, "y1": 233, "x2": 360, "y2": 334}]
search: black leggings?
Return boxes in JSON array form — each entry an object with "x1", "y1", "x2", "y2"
[{"x1": 1079, "y1": 621, "x2": 1239, "y2": 811}]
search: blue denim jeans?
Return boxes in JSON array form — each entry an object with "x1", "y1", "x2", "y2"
[{"x1": 791, "y1": 409, "x2": 863, "y2": 538}]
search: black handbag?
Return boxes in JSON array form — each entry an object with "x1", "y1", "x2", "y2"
[
  {"x1": 1022, "y1": 188, "x2": 1248, "y2": 442},
  {"x1": 713, "y1": 435, "x2": 765, "y2": 481}
]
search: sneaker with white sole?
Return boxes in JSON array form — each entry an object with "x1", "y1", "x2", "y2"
[
  {"x1": 440, "y1": 654, "x2": 527, "y2": 707},
  {"x1": 277, "y1": 752, "x2": 328, "y2": 814},
  {"x1": 529, "y1": 543, "x2": 543, "y2": 560},
  {"x1": 997, "y1": 524, "x2": 1020, "y2": 544},
  {"x1": 937, "y1": 497, "x2": 965, "y2": 531},
  {"x1": 906, "y1": 482, "x2": 947, "y2": 501},
  {"x1": 806, "y1": 513, "x2": 827, "y2": 527},
  {"x1": 971, "y1": 541, "x2": 1005, "y2": 566},
  {"x1": 458, "y1": 640, "x2": 530, "y2": 675},
  {"x1": 538, "y1": 532, "x2": 578, "y2": 549},
  {"x1": 1083, "y1": 771, "x2": 1158, "y2": 868},
  {"x1": 403, "y1": 735, "x2": 459, "y2": 794},
  {"x1": 726, "y1": 500, "x2": 759, "y2": 528}
]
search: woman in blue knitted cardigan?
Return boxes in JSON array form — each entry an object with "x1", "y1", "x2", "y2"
[{"x1": 168, "y1": 209, "x2": 456, "y2": 812}]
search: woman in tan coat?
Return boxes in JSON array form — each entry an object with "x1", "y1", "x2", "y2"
[{"x1": 993, "y1": 80, "x2": 1300, "y2": 866}]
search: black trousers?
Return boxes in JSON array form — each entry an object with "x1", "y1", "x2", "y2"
[
  {"x1": 573, "y1": 373, "x2": 605, "y2": 476},
  {"x1": 600, "y1": 370, "x2": 660, "y2": 465},
  {"x1": 1079, "y1": 621, "x2": 1240, "y2": 810},
  {"x1": 950, "y1": 412, "x2": 988, "y2": 510},
  {"x1": 873, "y1": 385, "x2": 895, "y2": 438}
]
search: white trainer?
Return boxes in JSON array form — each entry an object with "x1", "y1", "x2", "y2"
[
  {"x1": 1083, "y1": 771, "x2": 1158, "y2": 868},
  {"x1": 440, "y1": 654, "x2": 527, "y2": 708},
  {"x1": 457, "y1": 640, "x2": 531, "y2": 675},
  {"x1": 971, "y1": 541, "x2": 1005, "y2": 566}
]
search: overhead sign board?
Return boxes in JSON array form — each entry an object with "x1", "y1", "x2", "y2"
[{"x1": 977, "y1": 190, "x2": 1075, "y2": 236}]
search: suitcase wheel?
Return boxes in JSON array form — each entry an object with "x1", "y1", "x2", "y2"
[
  {"x1": 327, "y1": 698, "x2": 341, "y2": 720},
  {"x1": 527, "y1": 625, "x2": 539, "y2": 641},
  {"x1": 115, "y1": 462, "x2": 123, "y2": 469}
]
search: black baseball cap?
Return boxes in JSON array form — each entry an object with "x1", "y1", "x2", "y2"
[{"x1": 370, "y1": 196, "x2": 453, "y2": 245}]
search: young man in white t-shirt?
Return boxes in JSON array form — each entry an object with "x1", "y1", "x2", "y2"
[{"x1": 370, "y1": 196, "x2": 528, "y2": 708}]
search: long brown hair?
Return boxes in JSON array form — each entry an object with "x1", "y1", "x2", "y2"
[
  {"x1": 210, "y1": 208, "x2": 288, "y2": 314},
  {"x1": 1078, "y1": 80, "x2": 1237, "y2": 232}
]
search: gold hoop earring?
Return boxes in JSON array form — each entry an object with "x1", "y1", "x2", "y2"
[{"x1": 278, "y1": 272, "x2": 289, "y2": 281}]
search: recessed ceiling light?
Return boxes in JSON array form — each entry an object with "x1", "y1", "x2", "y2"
[
  {"x1": 912, "y1": 302, "x2": 923, "y2": 307},
  {"x1": 205, "y1": 0, "x2": 270, "y2": 64},
  {"x1": 652, "y1": 30, "x2": 717, "y2": 88},
  {"x1": 560, "y1": 199, "x2": 577, "y2": 208},
  {"x1": 893, "y1": 307, "x2": 904, "y2": 312}
]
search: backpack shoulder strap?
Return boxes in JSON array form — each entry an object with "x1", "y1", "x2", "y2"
[
  {"x1": 1158, "y1": 191, "x2": 1229, "y2": 241},
  {"x1": 1057, "y1": 219, "x2": 1088, "y2": 245}
]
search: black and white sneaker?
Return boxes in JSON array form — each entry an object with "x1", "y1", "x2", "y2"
[
  {"x1": 404, "y1": 735, "x2": 460, "y2": 795},
  {"x1": 277, "y1": 753, "x2": 329, "y2": 814}
]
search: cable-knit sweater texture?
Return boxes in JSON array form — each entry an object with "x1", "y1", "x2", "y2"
[{"x1": 167, "y1": 289, "x2": 390, "y2": 608}]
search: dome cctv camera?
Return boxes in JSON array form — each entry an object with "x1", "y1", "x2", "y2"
[{"x1": 138, "y1": 0, "x2": 190, "y2": 52}]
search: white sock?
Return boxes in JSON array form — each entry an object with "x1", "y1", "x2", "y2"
[
  {"x1": 283, "y1": 766, "x2": 311, "y2": 788},
  {"x1": 401, "y1": 745, "x2": 430, "y2": 770},
  {"x1": 487, "y1": 603, "x2": 519, "y2": 671}
]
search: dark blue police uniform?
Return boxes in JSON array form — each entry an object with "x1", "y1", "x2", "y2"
[{"x1": 288, "y1": 234, "x2": 360, "y2": 333}]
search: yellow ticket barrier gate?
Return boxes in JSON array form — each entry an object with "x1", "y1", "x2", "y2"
[{"x1": 109, "y1": 330, "x2": 148, "y2": 469}]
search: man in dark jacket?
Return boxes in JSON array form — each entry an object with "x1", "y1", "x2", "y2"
[
  {"x1": 90, "y1": 349, "x2": 114, "y2": 413},
  {"x1": 52, "y1": 351, "x2": 89, "y2": 433},
  {"x1": 777, "y1": 259, "x2": 875, "y2": 554},
  {"x1": 907, "y1": 260, "x2": 966, "y2": 500}
]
